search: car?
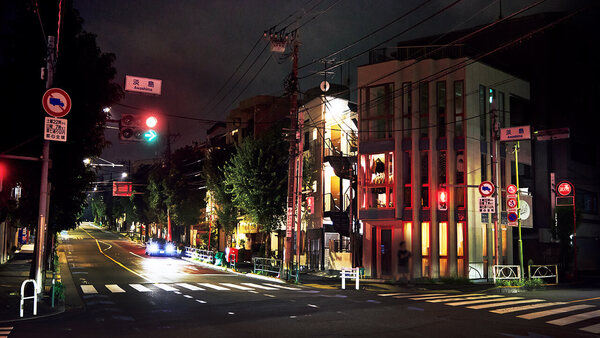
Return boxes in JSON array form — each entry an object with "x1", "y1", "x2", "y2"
[{"x1": 145, "y1": 238, "x2": 178, "y2": 257}]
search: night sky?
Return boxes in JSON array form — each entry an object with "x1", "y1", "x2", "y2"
[{"x1": 72, "y1": 0, "x2": 579, "y2": 164}]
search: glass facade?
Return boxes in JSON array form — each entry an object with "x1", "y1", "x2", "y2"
[
  {"x1": 362, "y1": 84, "x2": 394, "y2": 140},
  {"x1": 419, "y1": 82, "x2": 429, "y2": 138}
]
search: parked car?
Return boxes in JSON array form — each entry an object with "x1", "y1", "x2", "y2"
[{"x1": 145, "y1": 238, "x2": 178, "y2": 257}]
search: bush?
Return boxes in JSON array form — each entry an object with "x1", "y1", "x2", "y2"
[
  {"x1": 53, "y1": 281, "x2": 65, "y2": 301},
  {"x1": 523, "y1": 278, "x2": 544, "y2": 289},
  {"x1": 495, "y1": 278, "x2": 544, "y2": 289}
]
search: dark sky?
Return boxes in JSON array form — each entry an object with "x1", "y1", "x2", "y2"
[{"x1": 73, "y1": 0, "x2": 577, "y2": 165}]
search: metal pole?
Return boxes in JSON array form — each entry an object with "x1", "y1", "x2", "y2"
[
  {"x1": 35, "y1": 36, "x2": 55, "y2": 294},
  {"x1": 572, "y1": 186, "x2": 577, "y2": 278},
  {"x1": 295, "y1": 93, "x2": 304, "y2": 279},
  {"x1": 490, "y1": 109, "x2": 500, "y2": 266},
  {"x1": 514, "y1": 141, "x2": 524, "y2": 279}
]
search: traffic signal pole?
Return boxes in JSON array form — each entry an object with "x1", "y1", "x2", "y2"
[{"x1": 490, "y1": 109, "x2": 501, "y2": 266}]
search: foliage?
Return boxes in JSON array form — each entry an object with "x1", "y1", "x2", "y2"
[
  {"x1": 495, "y1": 278, "x2": 544, "y2": 288},
  {"x1": 90, "y1": 195, "x2": 107, "y2": 224},
  {"x1": 53, "y1": 281, "x2": 65, "y2": 301},
  {"x1": 223, "y1": 129, "x2": 289, "y2": 235},
  {"x1": 203, "y1": 146, "x2": 238, "y2": 235}
]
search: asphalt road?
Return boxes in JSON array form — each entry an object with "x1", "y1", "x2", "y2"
[{"x1": 5, "y1": 223, "x2": 600, "y2": 337}]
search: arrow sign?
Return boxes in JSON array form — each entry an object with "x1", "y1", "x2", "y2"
[{"x1": 144, "y1": 129, "x2": 157, "y2": 142}]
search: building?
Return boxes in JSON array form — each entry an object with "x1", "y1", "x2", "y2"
[{"x1": 357, "y1": 55, "x2": 530, "y2": 280}]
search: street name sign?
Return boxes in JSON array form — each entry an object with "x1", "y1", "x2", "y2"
[
  {"x1": 42, "y1": 88, "x2": 71, "y2": 117},
  {"x1": 535, "y1": 128, "x2": 570, "y2": 141},
  {"x1": 500, "y1": 125, "x2": 531, "y2": 141},
  {"x1": 125, "y1": 75, "x2": 162, "y2": 95},
  {"x1": 44, "y1": 117, "x2": 67, "y2": 142},
  {"x1": 479, "y1": 197, "x2": 495, "y2": 213}
]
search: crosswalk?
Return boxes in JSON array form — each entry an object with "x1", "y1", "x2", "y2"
[
  {"x1": 79, "y1": 281, "x2": 302, "y2": 296},
  {"x1": 378, "y1": 292, "x2": 600, "y2": 334}
]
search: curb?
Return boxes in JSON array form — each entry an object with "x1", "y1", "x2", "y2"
[{"x1": 181, "y1": 257, "x2": 286, "y2": 284}]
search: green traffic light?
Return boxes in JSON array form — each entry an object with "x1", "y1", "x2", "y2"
[{"x1": 144, "y1": 129, "x2": 157, "y2": 142}]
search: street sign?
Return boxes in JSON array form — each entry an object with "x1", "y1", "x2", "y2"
[
  {"x1": 286, "y1": 207, "x2": 293, "y2": 238},
  {"x1": 506, "y1": 198, "x2": 517, "y2": 209},
  {"x1": 113, "y1": 181, "x2": 133, "y2": 197},
  {"x1": 481, "y1": 213, "x2": 489, "y2": 223},
  {"x1": 535, "y1": 128, "x2": 570, "y2": 141},
  {"x1": 557, "y1": 182, "x2": 572, "y2": 196},
  {"x1": 507, "y1": 212, "x2": 519, "y2": 222},
  {"x1": 125, "y1": 75, "x2": 162, "y2": 95},
  {"x1": 507, "y1": 184, "x2": 518, "y2": 195},
  {"x1": 479, "y1": 181, "x2": 495, "y2": 197},
  {"x1": 500, "y1": 125, "x2": 531, "y2": 141},
  {"x1": 42, "y1": 88, "x2": 71, "y2": 117},
  {"x1": 44, "y1": 117, "x2": 67, "y2": 142},
  {"x1": 479, "y1": 197, "x2": 496, "y2": 213},
  {"x1": 520, "y1": 200, "x2": 531, "y2": 220}
]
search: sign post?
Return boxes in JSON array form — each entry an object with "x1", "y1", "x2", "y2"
[{"x1": 556, "y1": 180, "x2": 576, "y2": 275}]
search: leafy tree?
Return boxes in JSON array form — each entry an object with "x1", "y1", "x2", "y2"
[
  {"x1": 223, "y1": 129, "x2": 289, "y2": 255},
  {"x1": 90, "y1": 195, "x2": 107, "y2": 225}
]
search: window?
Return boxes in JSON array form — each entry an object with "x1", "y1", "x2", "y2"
[
  {"x1": 402, "y1": 82, "x2": 412, "y2": 138},
  {"x1": 421, "y1": 222, "x2": 430, "y2": 278},
  {"x1": 436, "y1": 81, "x2": 446, "y2": 138},
  {"x1": 419, "y1": 82, "x2": 429, "y2": 138},
  {"x1": 454, "y1": 81, "x2": 464, "y2": 137},
  {"x1": 479, "y1": 85, "x2": 486, "y2": 139},
  {"x1": 403, "y1": 151, "x2": 412, "y2": 208},
  {"x1": 362, "y1": 84, "x2": 394, "y2": 141},
  {"x1": 421, "y1": 152, "x2": 429, "y2": 208},
  {"x1": 439, "y1": 151, "x2": 447, "y2": 185},
  {"x1": 439, "y1": 222, "x2": 448, "y2": 277},
  {"x1": 360, "y1": 152, "x2": 395, "y2": 209},
  {"x1": 455, "y1": 150, "x2": 465, "y2": 208},
  {"x1": 457, "y1": 222, "x2": 465, "y2": 276},
  {"x1": 577, "y1": 190, "x2": 599, "y2": 214}
]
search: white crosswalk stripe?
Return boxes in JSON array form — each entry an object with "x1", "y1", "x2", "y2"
[
  {"x1": 105, "y1": 284, "x2": 126, "y2": 293},
  {"x1": 410, "y1": 294, "x2": 481, "y2": 301},
  {"x1": 263, "y1": 283, "x2": 302, "y2": 290},
  {"x1": 129, "y1": 284, "x2": 152, "y2": 292},
  {"x1": 198, "y1": 283, "x2": 229, "y2": 291},
  {"x1": 154, "y1": 283, "x2": 178, "y2": 292},
  {"x1": 220, "y1": 283, "x2": 254, "y2": 290},
  {"x1": 580, "y1": 323, "x2": 600, "y2": 334},
  {"x1": 176, "y1": 283, "x2": 204, "y2": 291},
  {"x1": 546, "y1": 309, "x2": 600, "y2": 326},
  {"x1": 393, "y1": 293, "x2": 445, "y2": 299},
  {"x1": 240, "y1": 282, "x2": 277, "y2": 290},
  {"x1": 518, "y1": 304, "x2": 595, "y2": 320},
  {"x1": 446, "y1": 296, "x2": 520, "y2": 306},
  {"x1": 80, "y1": 285, "x2": 98, "y2": 294},
  {"x1": 467, "y1": 299, "x2": 544, "y2": 310},
  {"x1": 426, "y1": 295, "x2": 495, "y2": 303},
  {"x1": 490, "y1": 302, "x2": 567, "y2": 314}
]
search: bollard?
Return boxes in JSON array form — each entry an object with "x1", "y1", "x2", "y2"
[{"x1": 20, "y1": 279, "x2": 38, "y2": 318}]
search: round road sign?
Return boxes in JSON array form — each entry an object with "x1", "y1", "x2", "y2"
[
  {"x1": 507, "y1": 184, "x2": 518, "y2": 195},
  {"x1": 507, "y1": 212, "x2": 519, "y2": 222},
  {"x1": 557, "y1": 182, "x2": 572, "y2": 196},
  {"x1": 507, "y1": 198, "x2": 518, "y2": 209},
  {"x1": 42, "y1": 88, "x2": 71, "y2": 118},
  {"x1": 479, "y1": 181, "x2": 495, "y2": 196}
]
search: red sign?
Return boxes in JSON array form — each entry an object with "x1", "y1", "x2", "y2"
[
  {"x1": 507, "y1": 198, "x2": 518, "y2": 209},
  {"x1": 557, "y1": 182, "x2": 572, "y2": 196},
  {"x1": 42, "y1": 88, "x2": 72, "y2": 117},
  {"x1": 507, "y1": 184, "x2": 518, "y2": 195},
  {"x1": 479, "y1": 181, "x2": 495, "y2": 196},
  {"x1": 306, "y1": 196, "x2": 314, "y2": 214},
  {"x1": 113, "y1": 181, "x2": 133, "y2": 197}
]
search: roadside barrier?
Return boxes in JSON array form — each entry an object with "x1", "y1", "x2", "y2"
[
  {"x1": 20, "y1": 279, "x2": 38, "y2": 318},
  {"x1": 252, "y1": 257, "x2": 283, "y2": 277},
  {"x1": 341, "y1": 267, "x2": 359, "y2": 290},
  {"x1": 185, "y1": 247, "x2": 215, "y2": 263},
  {"x1": 492, "y1": 265, "x2": 521, "y2": 283},
  {"x1": 528, "y1": 264, "x2": 558, "y2": 285}
]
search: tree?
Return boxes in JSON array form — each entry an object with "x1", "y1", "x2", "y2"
[{"x1": 223, "y1": 129, "x2": 289, "y2": 255}]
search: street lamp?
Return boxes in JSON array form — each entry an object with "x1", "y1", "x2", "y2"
[
  {"x1": 83, "y1": 158, "x2": 91, "y2": 165},
  {"x1": 121, "y1": 172, "x2": 128, "y2": 179}
]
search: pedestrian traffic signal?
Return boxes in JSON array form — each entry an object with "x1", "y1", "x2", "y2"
[{"x1": 437, "y1": 190, "x2": 448, "y2": 211}]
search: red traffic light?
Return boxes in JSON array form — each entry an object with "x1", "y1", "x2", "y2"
[{"x1": 145, "y1": 116, "x2": 158, "y2": 128}]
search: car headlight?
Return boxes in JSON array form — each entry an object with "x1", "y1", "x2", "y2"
[
  {"x1": 166, "y1": 243, "x2": 175, "y2": 253},
  {"x1": 149, "y1": 243, "x2": 159, "y2": 253}
]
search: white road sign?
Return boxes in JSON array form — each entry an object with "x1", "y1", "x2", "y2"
[
  {"x1": 479, "y1": 197, "x2": 496, "y2": 213},
  {"x1": 44, "y1": 117, "x2": 67, "y2": 142},
  {"x1": 500, "y1": 125, "x2": 531, "y2": 141},
  {"x1": 125, "y1": 75, "x2": 162, "y2": 95}
]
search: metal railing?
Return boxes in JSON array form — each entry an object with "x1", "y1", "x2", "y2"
[
  {"x1": 252, "y1": 257, "x2": 283, "y2": 277},
  {"x1": 20, "y1": 279, "x2": 37, "y2": 318},
  {"x1": 341, "y1": 267, "x2": 360, "y2": 290},
  {"x1": 185, "y1": 247, "x2": 215, "y2": 264},
  {"x1": 528, "y1": 264, "x2": 558, "y2": 285},
  {"x1": 492, "y1": 265, "x2": 521, "y2": 283}
]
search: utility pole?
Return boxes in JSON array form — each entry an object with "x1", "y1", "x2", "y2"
[
  {"x1": 514, "y1": 141, "x2": 524, "y2": 278},
  {"x1": 34, "y1": 36, "x2": 55, "y2": 294},
  {"x1": 490, "y1": 107, "x2": 502, "y2": 266},
  {"x1": 294, "y1": 40, "x2": 303, "y2": 278}
]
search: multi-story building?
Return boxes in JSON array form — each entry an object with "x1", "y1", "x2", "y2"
[{"x1": 357, "y1": 55, "x2": 529, "y2": 280}]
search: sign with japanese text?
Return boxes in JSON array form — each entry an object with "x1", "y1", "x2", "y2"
[
  {"x1": 500, "y1": 125, "x2": 531, "y2": 141},
  {"x1": 112, "y1": 181, "x2": 133, "y2": 197},
  {"x1": 44, "y1": 117, "x2": 67, "y2": 142},
  {"x1": 125, "y1": 75, "x2": 162, "y2": 95},
  {"x1": 557, "y1": 182, "x2": 572, "y2": 196},
  {"x1": 286, "y1": 206, "x2": 293, "y2": 238},
  {"x1": 479, "y1": 197, "x2": 495, "y2": 213}
]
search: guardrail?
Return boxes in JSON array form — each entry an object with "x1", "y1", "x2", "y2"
[
  {"x1": 341, "y1": 267, "x2": 360, "y2": 290},
  {"x1": 185, "y1": 247, "x2": 215, "y2": 263},
  {"x1": 528, "y1": 264, "x2": 558, "y2": 285},
  {"x1": 252, "y1": 257, "x2": 282, "y2": 277},
  {"x1": 20, "y1": 279, "x2": 37, "y2": 318},
  {"x1": 492, "y1": 265, "x2": 521, "y2": 283}
]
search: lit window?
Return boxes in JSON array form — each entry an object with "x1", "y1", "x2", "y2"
[{"x1": 360, "y1": 152, "x2": 395, "y2": 209}]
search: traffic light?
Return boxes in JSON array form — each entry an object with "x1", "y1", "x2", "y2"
[
  {"x1": 119, "y1": 114, "x2": 159, "y2": 142},
  {"x1": 437, "y1": 189, "x2": 448, "y2": 211},
  {"x1": 143, "y1": 115, "x2": 158, "y2": 142}
]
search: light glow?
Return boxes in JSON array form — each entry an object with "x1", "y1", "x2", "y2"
[{"x1": 146, "y1": 116, "x2": 158, "y2": 128}]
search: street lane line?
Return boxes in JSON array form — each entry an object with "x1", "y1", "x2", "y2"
[
  {"x1": 129, "y1": 284, "x2": 152, "y2": 292},
  {"x1": 176, "y1": 283, "x2": 204, "y2": 291},
  {"x1": 263, "y1": 283, "x2": 301, "y2": 290},
  {"x1": 446, "y1": 296, "x2": 519, "y2": 306},
  {"x1": 129, "y1": 252, "x2": 144, "y2": 259},
  {"x1": 546, "y1": 309, "x2": 600, "y2": 326},
  {"x1": 468, "y1": 299, "x2": 544, "y2": 310},
  {"x1": 105, "y1": 284, "x2": 126, "y2": 293},
  {"x1": 198, "y1": 283, "x2": 230, "y2": 291},
  {"x1": 491, "y1": 302, "x2": 567, "y2": 314},
  {"x1": 196, "y1": 300, "x2": 207, "y2": 304},
  {"x1": 580, "y1": 323, "x2": 600, "y2": 334},
  {"x1": 240, "y1": 283, "x2": 277, "y2": 290},
  {"x1": 518, "y1": 305, "x2": 594, "y2": 319},
  {"x1": 264, "y1": 294, "x2": 276, "y2": 298},
  {"x1": 410, "y1": 294, "x2": 480, "y2": 300},
  {"x1": 220, "y1": 283, "x2": 254, "y2": 290},
  {"x1": 183, "y1": 295, "x2": 193, "y2": 299},
  {"x1": 568, "y1": 296, "x2": 600, "y2": 303},
  {"x1": 80, "y1": 285, "x2": 98, "y2": 294},
  {"x1": 154, "y1": 284, "x2": 178, "y2": 292}
]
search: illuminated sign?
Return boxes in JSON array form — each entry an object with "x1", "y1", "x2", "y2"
[
  {"x1": 125, "y1": 75, "x2": 162, "y2": 95},
  {"x1": 557, "y1": 182, "x2": 572, "y2": 196}
]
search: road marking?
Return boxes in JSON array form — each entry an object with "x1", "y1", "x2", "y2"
[
  {"x1": 240, "y1": 283, "x2": 277, "y2": 290},
  {"x1": 491, "y1": 302, "x2": 567, "y2": 314},
  {"x1": 410, "y1": 294, "x2": 468, "y2": 300},
  {"x1": 568, "y1": 296, "x2": 600, "y2": 303},
  {"x1": 154, "y1": 284, "x2": 178, "y2": 292},
  {"x1": 580, "y1": 323, "x2": 600, "y2": 334},
  {"x1": 196, "y1": 300, "x2": 207, "y2": 304},
  {"x1": 129, "y1": 252, "x2": 144, "y2": 259},
  {"x1": 183, "y1": 295, "x2": 193, "y2": 299},
  {"x1": 446, "y1": 296, "x2": 520, "y2": 306},
  {"x1": 221, "y1": 283, "x2": 254, "y2": 290},
  {"x1": 308, "y1": 304, "x2": 319, "y2": 308},
  {"x1": 546, "y1": 309, "x2": 600, "y2": 326},
  {"x1": 517, "y1": 304, "x2": 594, "y2": 320},
  {"x1": 248, "y1": 290, "x2": 259, "y2": 294},
  {"x1": 198, "y1": 283, "x2": 229, "y2": 291},
  {"x1": 263, "y1": 283, "x2": 301, "y2": 290},
  {"x1": 81, "y1": 285, "x2": 98, "y2": 294},
  {"x1": 264, "y1": 294, "x2": 276, "y2": 298},
  {"x1": 228, "y1": 312, "x2": 235, "y2": 315},
  {"x1": 129, "y1": 284, "x2": 152, "y2": 292},
  {"x1": 176, "y1": 283, "x2": 204, "y2": 291},
  {"x1": 378, "y1": 292, "x2": 410, "y2": 297},
  {"x1": 105, "y1": 284, "x2": 126, "y2": 293},
  {"x1": 468, "y1": 299, "x2": 544, "y2": 310},
  {"x1": 426, "y1": 295, "x2": 493, "y2": 303}
]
